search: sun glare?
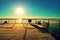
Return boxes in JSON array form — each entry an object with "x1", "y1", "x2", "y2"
[
  {"x1": 19, "y1": 19, "x2": 22, "y2": 21},
  {"x1": 15, "y1": 7, "x2": 24, "y2": 14},
  {"x1": 19, "y1": 19, "x2": 22, "y2": 23}
]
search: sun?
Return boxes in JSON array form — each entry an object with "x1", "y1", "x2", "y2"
[{"x1": 15, "y1": 7, "x2": 24, "y2": 14}]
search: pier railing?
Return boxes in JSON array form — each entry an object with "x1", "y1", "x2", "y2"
[{"x1": 0, "y1": 18, "x2": 60, "y2": 37}]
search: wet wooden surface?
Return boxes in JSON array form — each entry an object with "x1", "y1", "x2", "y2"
[{"x1": 0, "y1": 24, "x2": 55, "y2": 40}]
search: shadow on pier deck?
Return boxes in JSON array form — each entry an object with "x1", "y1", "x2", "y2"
[
  {"x1": 0, "y1": 23, "x2": 56, "y2": 40},
  {"x1": 30, "y1": 23, "x2": 59, "y2": 40}
]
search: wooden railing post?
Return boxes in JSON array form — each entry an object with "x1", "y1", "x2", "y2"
[
  {"x1": 47, "y1": 20, "x2": 49, "y2": 29},
  {"x1": 15, "y1": 19, "x2": 16, "y2": 24},
  {"x1": 1, "y1": 19, "x2": 2, "y2": 24},
  {"x1": 8, "y1": 19, "x2": 9, "y2": 23},
  {"x1": 59, "y1": 20, "x2": 60, "y2": 29},
  {"x1": 22, "y1": 19, "x2": 23, "y2": 24}
]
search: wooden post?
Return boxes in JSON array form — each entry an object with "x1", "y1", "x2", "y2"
[
  {"x1": 35, "y1": 19, "x2": 37, "y2": 24},
  {"x1": 15, "y1": 19, "x2": 16, "y2": 24},
  {"x1": 22, "y1": 19, "x2": 23, "y2": 24},
  {"x1": 28, "y1": 19, "x2": 32, "y2": 24},
  {"x1": 40, "y1": 19, "x2": 41, "y2": 22},
  {"x1": 47, "y1": 20, "x2": 49, "y2": 29},
  {"x1": 59, "y1": 20, "x2": 60, "y2": 29},
  {"x1": 8, "y1": 20, "x2": 9, "y2": 24},
  {"x1": 1, "y1": 19, "x2": 2, "y2": 24},
  {"x1": 43, "y1": 19, "x2": 44, "y2": 23}
]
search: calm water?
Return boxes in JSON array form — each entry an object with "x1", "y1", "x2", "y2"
[
  {"x1": 49, "y1": 20, "x2": 59, "y2": 36},
  {"x1": 41, "y1": 20, "x2": 59, "y2": 36}
]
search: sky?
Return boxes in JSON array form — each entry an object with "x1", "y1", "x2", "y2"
[{"x1": 0, "y1": 0, "x2": 60, "y2": 18}]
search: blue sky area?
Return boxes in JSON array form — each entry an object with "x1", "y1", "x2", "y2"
[{"x1": 0, "y1": 0, "x2": 60, "y2": 18}]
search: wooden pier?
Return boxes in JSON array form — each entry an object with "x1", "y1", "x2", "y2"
[
  {"x1": 0, "y1": 24, "x2": 55, "y2": 40},
  {"x1": 0, "y1": 18, "x2": 60, "y2": 40}
]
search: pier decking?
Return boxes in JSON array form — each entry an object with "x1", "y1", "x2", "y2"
[{"x1": 0, "y1": 24, "x2": 55, "y2": 40}]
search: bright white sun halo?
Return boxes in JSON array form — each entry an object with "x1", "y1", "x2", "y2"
[{"x1": 15, "y1": 7, "x2": 24, "y2": 14}]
